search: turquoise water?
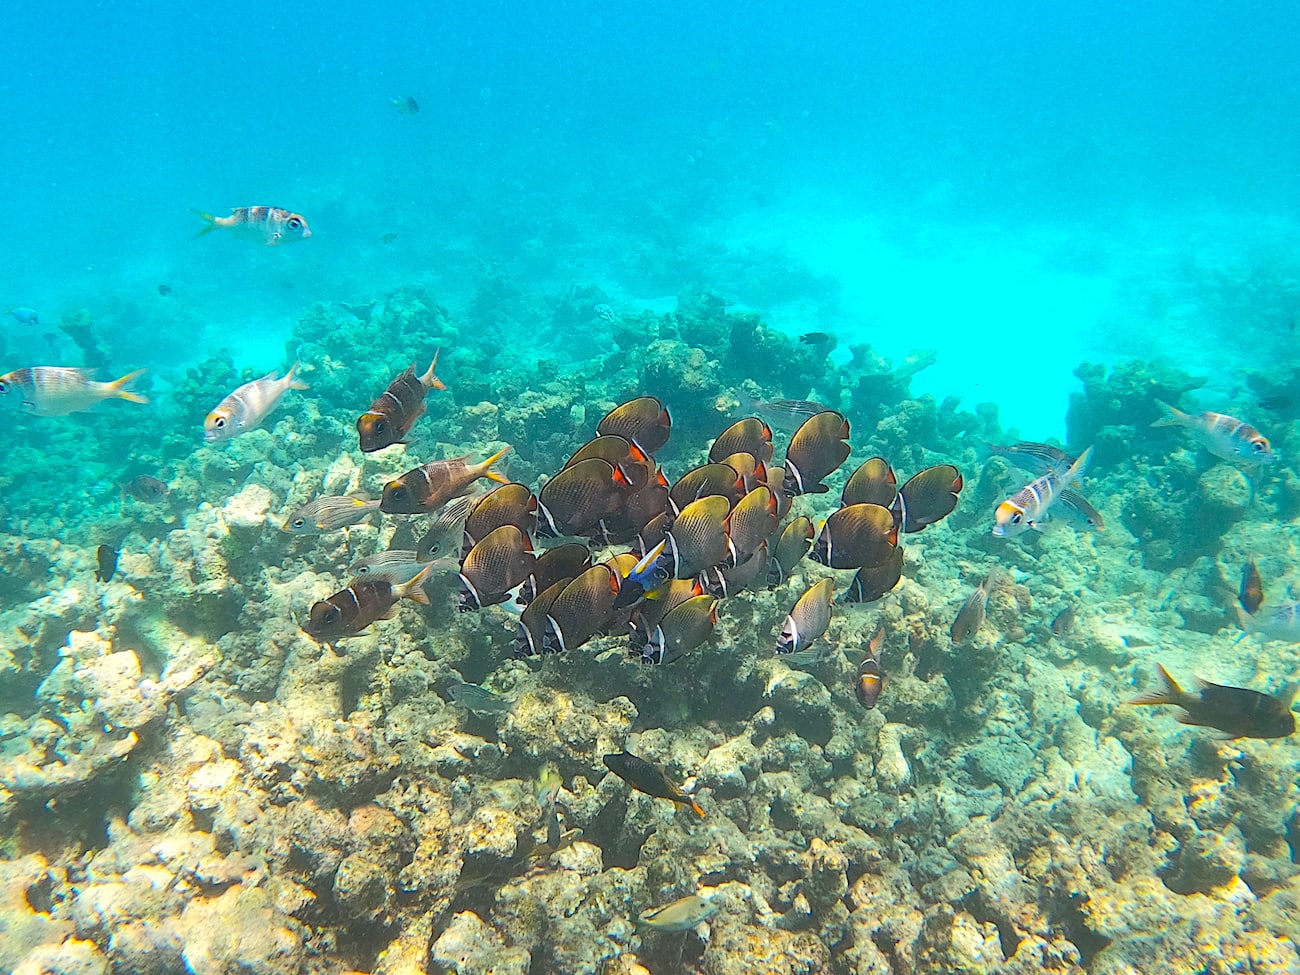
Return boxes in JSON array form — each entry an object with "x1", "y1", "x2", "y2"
[{"x1": 2, "y1": 3, "x2": 1299, "y2": 974}]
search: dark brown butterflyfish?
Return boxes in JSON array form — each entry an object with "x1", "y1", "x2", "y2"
[
  {"x1": 664, "y1": 495, "x2": 732, "y2": 578},
  {"x1": 890, "y1": 465, "x2": 963, "y2": 533},
  {"x1": 536, "y1": 458, "x2": 624, "y2": 537},
  {"x1": 458, "y1": 525, "x2": 536, "y2": 611},
  {"x1": 597, "y1": 396, "x2": 672, "y2": 454},
  {"x1": 810, "y1": 503, "x2": 898, "y2": 570},
  {"x1": 602, "y1": 750, "x2": 704, "y2": 817},
  {"x1": 709, "y1": 417, "x2": 774, "y2": 464},
  {"x1": 841, "y1": 457, "x2": 897, "y2": 508},
  {"x1": 357, "y1": 351, "x2": 446, "y2": 452},
  {"x1": 782, "y1": 410, "x2": 851, "y2": 496},
  {"x1": 95, "y1": 545, "x2": 119, "y2": 583},
  {"x1": 1128, "y1": 663, "x2": 1296, "y2": 739},
  {"x1": 669, "y1": 463, "x2": 745, "y2": 515},
  {"x1": 519, "y1": 543, "x2": 592, "y2": 606},
  {"x1": 724, "y1": 486, "x2": 779, "y2": 564},
  {"x1": 841, "y1": 547, "x2": 904, "y2": 604},
  {"x1": 541, "y1": 564, "x2": 620, "y2": 653},
  {"x1": 381, "y1": 446, "x2": 510, "y2": 514},
  {"x1": 462, "y1": 483, "x2": 537, "y2": 549},
  {"x1": 777, "y1": 578, "x2": 834, "y2": 654},
  {"x1": 767, "y1": 516, "x2": 814, "y2": 586},
  {"x1": 515, "y1": 580, "x2": 573, "y2": 657},
  {"x1": 633, "y1": 593, "x2": 719, "y2": 665}
]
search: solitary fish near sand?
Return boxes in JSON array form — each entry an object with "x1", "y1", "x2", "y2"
[{"x1": 0, "y1": 366, "x2": 147, "y2": 416}]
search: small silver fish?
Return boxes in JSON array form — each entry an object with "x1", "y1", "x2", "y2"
[
  {"x1": 346, "y1": 550, "x2": 454, "y2": 584},
  {"x1": 1239, "y1": 602, "x2": 1300, "y2": 642},
  {"x1": 445, "y1": 683, "x2": 513, "y2": 714},
  {"x1": 415, "y1": 493, "x2": 478, "y2": 561},
  {"x1": 1153, "y1": 400, "x2": 1275, "y2": 465},
  {"x1": 282, "y1": 496, "x2": 381, "y2": 533},
  {"x1": 638, "y1": 893, "x2": 717, "y2": 931}
]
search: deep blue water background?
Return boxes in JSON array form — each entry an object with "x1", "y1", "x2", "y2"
[{"x1": 2, "y1": 0, "x2": 1298, "y2": 435}]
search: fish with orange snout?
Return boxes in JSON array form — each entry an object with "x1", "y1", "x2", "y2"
[
  {"x1": 357, "y1": 352, "x2": 447, "y2": 452},
  {"x1": 0, "y1": 366, "x2": 148, "y2": 416},
  {"x1": 992, "y1": 447, "x2": 1093, "y2": 538},
  {"x1": 1152, "y1": 400, "x2": 1275, "y2": 466},
  {"x1": 300, "y1": 566, "x2": 433, "y2": 649},
  {"x1": 193, "y1": 206, "x2": 312, "y2": 246},
  {"x1": 204, "y1": 362, "x2": 308, "y2": 442}
]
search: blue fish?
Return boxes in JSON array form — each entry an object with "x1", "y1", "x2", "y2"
[{"x1": 9, "y1": 307, "x2": 38, "y2": 326}]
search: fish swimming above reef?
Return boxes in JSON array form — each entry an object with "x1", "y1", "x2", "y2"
[
  {"x1": 980, "y1": 440, "x2": 1072, "y2": 477},
  {"x1": 95, "y1": 544, "x2": 119, "y2": 583},
  {"x1": 1239, "y1": 559, "x2": 1264, "y2": 616},
  {"x1": 0, "y1": 366, "x2": 147, "y2": 416},
  {"x1": 357, "y1": 352, "x2": 447, "y2": 452},
  {"x1": 854, "y1": 626, "x2": 885, "y2": 709},
  {"x1": 537, "y1": 765, "x2": 563, "y2": 848},
  {"x1": 446, "y1": 682, "x2": 513, "y2": 715},
  {"x1": 782, "y1": 410, "x2": 852, "y2": 496},
  {"x1": 381, "y1": 446, "x2": 511, "y2": 514},
  {"x1": 203, "y1": 362, "x2": 307, "y2": 442},
  {"x1": 951, "y1": 569, "x2": 998, "y2": 644},
  {"x1": 301, "y1": 566, "x2": 432, "y2": 648},
  {"x1": 1237, "y1": 601, "x2": 1300, "y2": 643},
  {"x1": 1128, "y1": 663, "x2": 1296, "y2": 739},
  {"x1": 992, "y1": 447, "x2": 1093, "y2": 538},
  {"x1": 8, "y1": 307, "x2": 38, "y2": 326},
  {"x1": 281, "y1": 496, "x2": 382, "y2": 534},
  {"x1": 638, "y1": 893, "x2": 717, "y2": 931},
  {"x1": 193, "y1": 206, "x2": 312, "y2": 246},
  {"x1": 347, "y1": 550, "x2": 454, "y2": 586},
  {"x1": 392, "y1": 95, "x2": 420, "y2": 115},
  {"x1": 1152, "y1": 400, "x2": 1275, "y2": 465},
  {"x1": 121, "y1": 474, "x2": 169, "y2": 504},
  {"x1": 739, "y1": 395, "x2": 830, "y2": 430},
  {"x1": 602, "y1": 751, "x2": 705, "y2": 817},
  {"x1": 777, "y1": 578, "x2": 835, "y2": 654}
]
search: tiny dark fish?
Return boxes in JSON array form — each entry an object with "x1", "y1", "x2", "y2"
[
  {"x1": 157, "y1": 283, "x2": 172, "y2": 297},
  {"x1": 382, "y1": 232, "x2": 400, "y2": 244},
  {"x1": 121, "y1": 474, "x2": 170, "y2": 504},
  {"x1": 393, "y1": 95, "x2": 420, "y2": 115},
  {"x1": 445, "y1": 682, "x2": 513, "y2": 714},
  {"x1": 799, "y1": 331, "x2": 835, "y2": 345},
  {"x1": 1239, "y1": 559, "x2": 1264, "y2": 616},
  {"x1": 95, "y1": 545, "x2": 119, "y2": 583},
  {"x1": 1128, "y1": 663, "x2": 1296, "y2": 739},
  {"x1": 855, "y1": 656, "x2": 883, "y2": 709},
  {"x1": 602, "y1": 751, "x2": 705, "y2": 817},
  {"x1": 1050, "y1": 605, "x2": 1077, "y2": 637}
]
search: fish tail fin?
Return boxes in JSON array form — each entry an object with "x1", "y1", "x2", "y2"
[
  {"x1": 192, "y1": 209, "x2": 218, "y2": 237},
  {"x1": 108, "y1": 368, "x2": 149, "y2": 404},
  {"x1": 1128, "y1": 662, "x2": 1190, "y2": 708},
  {"x1": 285, "y1": 360, "x2": 309, "y2": 391},
  {"x1": 420, "y1": 349, "x2": 447, "y2": 391},
  {"x1": 394, "y1": 565, "x2": 434, "y2": 605},
  {"x1": 479, "y1": 445, "x2": 512, "y2": 483},
  {"x1": 686, "y1": 797, "x2": 706, "y2": 818},
  {"x1": 1150, "y1": 399, "x2": 1185, "y2": 428},
  {"x1": 1065, "y1": 445, "x2": 1093, "y2": 486}
]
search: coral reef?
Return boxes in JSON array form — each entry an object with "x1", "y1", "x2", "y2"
[{"x1": 1, "y1": 282, "x2": 1298, "y2": 975}]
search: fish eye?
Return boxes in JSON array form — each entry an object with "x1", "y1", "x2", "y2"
[
  {"x1": 292, "y1": 518, "x2": 305, "y2": 528},
  {"x1": 289, "y1": 217, "x2": 303, "y2": 230},
  {"x1": 214, "y1": 417, "x2": 226, "y2": 428},
  {"x1": 1011, "y1": 514, "x2": 1022, "y2": 524},
  {"x1": 0, "y1": 382, "x2": 7, "y2": 393},
  {"x1": 374, "y1": 419, "x2": 386, "y2": 433},
  {"x1": 323, "y1": 607, "x2": 340, "y2": 624},
  {"x1": 392, "y1": 487, "x2": 407, "y2": 500},
  {"x1": 1253, "y1": 441, "x2": 1267, "y2": 452}
]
